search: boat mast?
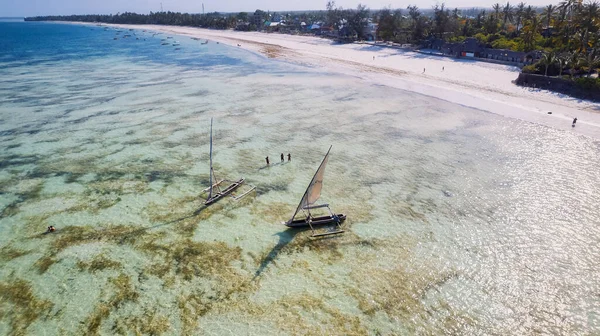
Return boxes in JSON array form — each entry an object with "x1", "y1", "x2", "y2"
[
  {"x1": 208, "y1": 118, "x2": 213, "y2": 200},
  {"x1": 288, "y1": 146, "x2": 332, "y2": 223}
]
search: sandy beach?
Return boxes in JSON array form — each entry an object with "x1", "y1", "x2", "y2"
[{"x1": 86, "y1": 23, "x2": 600, "y2": 138}]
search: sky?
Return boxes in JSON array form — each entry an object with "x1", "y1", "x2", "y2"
[{"x1": 2, "y1": 0, "x2": 555, "y2": 17}]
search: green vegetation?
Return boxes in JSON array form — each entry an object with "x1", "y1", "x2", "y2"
[
  {"x1": 86, "y1": 304, "x2": 110, "y2": 335},
  {"x1": 275, "y1": 293, "x2": 368, "y2": 334},
  {"x1": 116, "y1": 310, "x2": 171, "y2": 335},
  {"x1": 177, "y1": 291, "x2": 211, "y2": 334},
  {"x1": 31, "y1": 221, "x2": 247, "y2": 333},
  {"x1": 76, "y1": 254, "x2": 123, "y2": 273},
  {"x1": 0, "y1": 245, "x2": 30, "y2": 263},
  {"x1": 33, "y1": 225, "x2": 159, "y2": 273},
  {"x1": 171, "y1": 239, "x2": 242, "y2": 280},
  {"x1": 0, "y1": 279, "x2": 54, "y2": 335},
  {"x1": 34, "y1": 255, "x2": 58, "y2": 274},
  {"x1": 575, "y1": 76, "x2": 600, "y2": 89},
  {"x1": 47, "y1": 225, "x2": 138, "y2": 252},
  {"x1": 373, "y1": 1, "x2": 599, "y2": 55},
  {"x1": 0, "y1": 201, "x2": 21, "y2": 218},
  {"x1": 349, "y1": 265, "x2": 461, "y2": 323},
  {"x1": 84, "y1": 274, "x2": 139, "y2": 335}
]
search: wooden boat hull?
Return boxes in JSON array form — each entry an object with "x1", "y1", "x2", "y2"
[
  {"x1": 205, "y1": 179, "x2": 244, "y2": 205},
  {"x1": 284, "y1": 214, "x2": 346, "y2": 228}
]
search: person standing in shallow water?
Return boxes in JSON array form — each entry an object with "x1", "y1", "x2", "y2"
[
  {"x1": 265, "y1": 156, "x2": 269, "y2": 165},
  {"x1": 572, "y1": 118, "x2": 577, "y2": 127},
  {"x1": 287, "y1": 153, "x2": 291, "y2": 161},
  {"x1": 280, "y1": 153, "x2": 284, "y2": 162}
]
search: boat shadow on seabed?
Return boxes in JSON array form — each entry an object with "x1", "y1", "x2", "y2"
[
  {"x1": 252, "y1": 230, "x2": 299, "y2": 280},
  {"x1": 252, "y1": 224, "x2": 345, "y2": 281}
]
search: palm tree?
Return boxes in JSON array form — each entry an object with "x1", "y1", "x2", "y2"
[
  {"x1": 407, "y1": 5, "x2": 426, "y2": 42},
  {"x1": 583, "y1": 33, "x2": 600, "y2": 77},
  {"x1": 579, "y1": 1, "x2": 600, "y2": 33},
  {"x1": 574, "y1": 0, "x2": 585, "y2": 14},
  {"x1": 557, "y1": 54, "x2": 567, "y2": 76},
  {"x1": 502, "y1": 2, "x2": 514, "y2": 30},
  {"x1": 515, "y1": 2, "x2": 526, "y2": 33},
  {"x1": 493, "y1": 3, "x2": 502, "y2": 21},
  {"x1": 558, "y1": 0, "x2": 575, "y2": 19},
  {"x1": 522, "y1": 15, "x2": 541, "y2": 51},
  {"x1": 474, "y1": 10, "x2": 487, "y2": 30},
  {"x1": 566, "y1": 51, "x2": 581, "y2": 78},
  {"x1": 591, "y1": 32, "x2": 600, "y2": 50},
  {"x1": 559, "y1": 0, "x2": 584, "y2": 23},
  {"x1": 555, "y1": 6, "x2": 568, "y2": 36},
  {"x1": 581, "y1": 51, "x2": 600, "y2": 77},
  {"x1": 524, "y1": 5, "x2": 535, "y2": 20},
  {"x1": 408, "y1": 5, "x2": 421, "y2": 21},
  {"x1": 542, "y1": 5, "x2": 555, "y2": 29},
  {"x1": 556, "y1": 5, "x2": 568, "y2": 25},
  {"x1": 573, "y1": 29, "x2": 590, "y2": 53},
  {"x1": 558, "y1": 0, "x2": 578, "y2": 46},
  {"x1": 541, "y1": 51, "x2": 557, "y2": 76}
]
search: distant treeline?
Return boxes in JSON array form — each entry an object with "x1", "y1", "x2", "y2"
[
  {"x1": 372, "y1": 0, "x2": 599, "y2": 53},
  {"x1": 24, "y1": 12, "x2": 242, "y2": 29},
  {"x1": 24, "y1": 1, "x2": 600, "y2": 57}
]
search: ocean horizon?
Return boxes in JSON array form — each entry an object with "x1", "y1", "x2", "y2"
[{"x1": 1, "y1": 21, "x2": 599, "y2": 335}]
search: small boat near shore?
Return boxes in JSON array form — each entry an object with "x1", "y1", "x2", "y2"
[
  {"x1": 203, "y1": 118, "x2": 255, "y2": 205},
  {"x1": 283, "y1": 146, "x2": 345, "y2": 237}
]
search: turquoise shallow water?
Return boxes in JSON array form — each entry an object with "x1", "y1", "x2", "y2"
[{"x1": 1, "y1": 21, "x2": 600, "y2": 335}]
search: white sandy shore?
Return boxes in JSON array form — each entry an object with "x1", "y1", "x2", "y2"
[{"x1": 81, "y1": 22, "x2": 600, "y2": 138}]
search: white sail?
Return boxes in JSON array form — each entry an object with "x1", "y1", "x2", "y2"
[{"x1": 289, "y1": 146, "x2": 332, "y2": 222}]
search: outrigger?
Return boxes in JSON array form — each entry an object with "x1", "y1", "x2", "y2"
[
  {"x1": 203, "y1": 118, "x2": 255, "y2": 205},
  {"x1": 283, "y1": 146, "x2": 346, "y2": 237}
]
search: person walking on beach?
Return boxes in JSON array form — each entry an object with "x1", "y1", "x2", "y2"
[
  {"x1": 442, "y1": 66, "x2": 444, "y2": 71},
  {"x1": 423, "y1": 68, "x2": 426, "y2": 74},
  {"x1": 265, "y1": 156, "x2": 270, "y2": 165},
  {"x1": 280, "y1": 153, "x2": 284, "y2": 162},
  {"x1": 373, "y1": 55, "x2": 375, "y2": 60},
  {"x1": 287, "y1": 153, "x2": 291, "y2": 161},
  {"x1": 572, "y1": 117, "x2": 577, "y2": 127}
]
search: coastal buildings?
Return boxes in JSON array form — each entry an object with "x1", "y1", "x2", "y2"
[
  {"x1": 362, "y1": 21, "x2": 378, "y2": 41},
  {"x1": 424, "y1": 37, "x2": 542, "y2": 67}
]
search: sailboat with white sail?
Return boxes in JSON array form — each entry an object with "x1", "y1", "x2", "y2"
[
  {"x1": 283, "y1": 146, "x2": 346, "y2": 237},
  {"x1": 203, "y1": 118, "x2": 255, "y2": 205}
]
